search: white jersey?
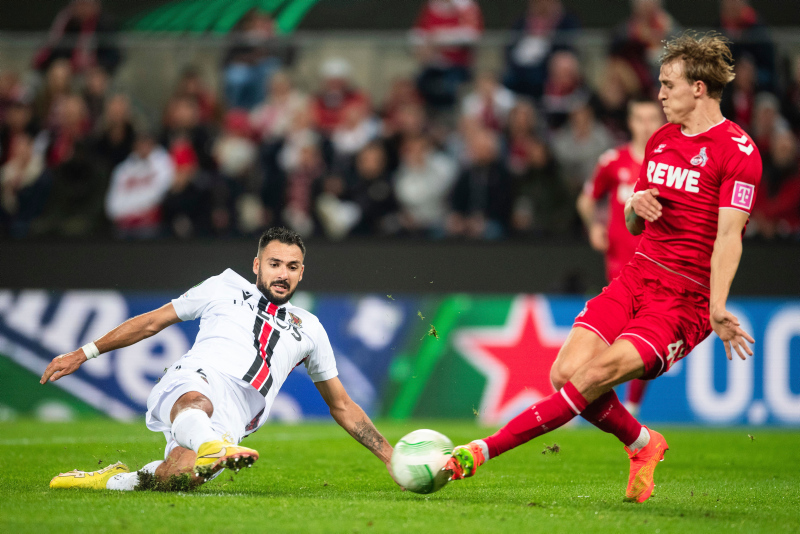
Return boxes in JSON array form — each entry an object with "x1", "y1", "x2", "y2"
[{"x1": 170, "y1": 269, "x2": 338, "y2": 430}]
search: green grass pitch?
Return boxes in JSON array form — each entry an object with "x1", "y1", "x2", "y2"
[{"x1": 1, "y1": 420, "x2": 798, "y2": 533}]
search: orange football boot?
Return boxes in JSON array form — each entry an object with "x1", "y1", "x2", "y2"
[
  {"x1": 444, "y1": 442, "x2": 486, "y2": 481},
  {"x1": 624, "y1": 426, "x2": 669, "y2": 503}
]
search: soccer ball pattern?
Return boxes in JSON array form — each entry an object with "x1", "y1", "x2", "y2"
[{"x1": 390, "y1": 429, "x2": 453, "y2": 494}]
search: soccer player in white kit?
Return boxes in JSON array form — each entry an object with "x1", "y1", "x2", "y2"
[{"x1": 43, "y1": 227, "x2": 397, "y2": 491}]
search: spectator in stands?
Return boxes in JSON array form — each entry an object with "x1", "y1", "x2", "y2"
[
  {"x1": 315, "y1": 173, "x2": 361, "y2": 240},
  {"x1": 250, "y1": 71, "x2": 308, "y2": 143},
  {"x1": 161, "y1": 95, "x2": 215, "y2": 171},
  {"x1": 162, "y1": 141, "x2": 213, "y2": 238},
  {"x1": 33, "y1": 59, "x2": 73, "y2": 128},
  {"x1": 751, "y1": 130, "x2": 800, "y2": 239},
  {"x1": 552, "y1": 102, "x2": 613, "y2": 199},
  {"x1": 593, "y1": 57, "x2": 645, "y2": 142},
  {"x1": 782, "y1": 55, "x2": 800, "y2": 134},
  {"x1": 31, "y1": 138, "x2": 106, "y2": 237},
  {"x1": 171, "y1": 67, "x2": 218, "y2": 125},
  {"x1": 0, "y1": 133, "x2": 49, "y2": 238},
  {"x1": 212, "y1": 109, "x2": 259, "y2": 235},
  {"x1": 93, "y1": 93, "x2": 136, "y2": 171},
  {"x1": 610, "y1": 0, "x2": 680, "y2": 96},
  {"x1": 721, "y1": 55, "x2": 758, "y2": 134},
  {"x1": 311, "y1": 58, "x2": 369, "y2": 135},
  {"x1": 382, "y1": 103, "x2": 429, "y2": 173},
  {"x1": 0, "y1": 100, "x2": 38, "y2": 166},
  {"x1": 393, "y1": 134, "x2": 457, "y2": 235},
  {"x1": 348, "y1": 142, "x2": 398, "y2": 236},
  {"x1": 82, "y1": 65, "x2": 110, "y2": 127},
  {"x1": 105, "y1": 130, "x2": 174, "y2": 239},
  {"x1": 541, "y1": 50, "x2": 593, "y2": 129},
  {"x1": 33, "y1": 0, "x2": 121, "y2": 75},
  {"x1": 331, "y1": 100, "x2": 380, "y2": 174},
  {"x1": 447, "y1": 128, "x2": 511, "y2": 239},
  {"x1": 461, "y1": 72, "x2": 517, "y2": 132},
  {"x1": 504, "y1": 100, "x2": 546, "y2": 177},
  {"x1": 223, "y1": 9, "x2": 293, "y2": 110},
  {"x1": 282, "y1": 142, "x2": 326, "y2": 237},
  {"x1": 45, "y1": 94, "x2": 91, "y2": 168},
  {"x1": 503, "y1": 0, "x2": 580, "y2": 100},
  {"x1": 381, "y1": 78, "x2": 424, "y2": 137},
  {"x1": 718, "y1": 0, "x2": 775, "y2": 91},
  {"x1": 411, "y1": 0, "x2": 484, "y2": 110},
  {"x1": 751, "y1": 92, "x2": 790, "y2": 155},
  {"x1": 0, "y1": 70, "x2": 24, "y2": 124}
]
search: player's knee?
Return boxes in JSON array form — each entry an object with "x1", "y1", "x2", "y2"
[
  {"x1": 549, "y1": 363, "x2": 570, "y2": 391},
  {"x1": 170, "y1": 391, "x2": 214, "y2": 421}
]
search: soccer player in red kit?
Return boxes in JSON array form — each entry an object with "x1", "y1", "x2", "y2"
[
  {"x1": 577, "y1": 99, "x2": 664, "y2": 417},
  {"x1": 445, "y1": 33, "x2": 762, "y2": 503}
]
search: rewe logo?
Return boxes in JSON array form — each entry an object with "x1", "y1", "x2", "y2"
[{"x1": 646, "y1": 161, "x2": 701, "y2": 193}]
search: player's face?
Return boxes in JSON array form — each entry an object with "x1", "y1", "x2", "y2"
[
  {"x1": 628, "y1": 102, "x2": 664, "y2": 145},
  {"x1": 658, "y1": 60, "x2": 699, "y2": 125},
  {"x1": 253, "y1": 241, "x2": 304, "y2": 305}
]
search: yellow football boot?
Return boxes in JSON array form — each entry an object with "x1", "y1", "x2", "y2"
[
  {"x1": 194, "y1": 440, "x2": 259, "y2": 479},
  {"x1": 50, "y1": 461, "x2": 129, "y2": 489}
]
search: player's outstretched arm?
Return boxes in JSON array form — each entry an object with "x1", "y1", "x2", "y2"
[
  {"x1": 625, "y1": 188, "x2": 661, "y2": 235},
  {"x1": 39, "y1": 303, "x2": 182, "y2": 384},
  {"x1": 315, "y1": 377, "x2": 398, "y2": 481},
  {"x1": 710, "y1": 209, "x2": 755, "y2": 361}
]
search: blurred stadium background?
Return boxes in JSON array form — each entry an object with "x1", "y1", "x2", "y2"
[{"x1": 1, "y1": 0, "x2": 799, "y2": 430}]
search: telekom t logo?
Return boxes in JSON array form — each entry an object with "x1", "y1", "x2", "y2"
[{"x1": 731, "y1": 181, "x2": 755, "y2": 210}]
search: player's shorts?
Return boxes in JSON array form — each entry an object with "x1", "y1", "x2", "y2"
[
  {"x1": 574, "y1": 255, "x2": 712, "y2": 380},
  {"x1": 145, "y1": 362, "x2": 265, "y2": 459}
]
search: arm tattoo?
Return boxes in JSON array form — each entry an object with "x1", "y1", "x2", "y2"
[{"x1": 351, "y1": 418, "x2": 385, "y2": 454}]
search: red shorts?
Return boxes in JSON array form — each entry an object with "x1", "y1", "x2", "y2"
[{"x1": 574, "y1": 255, "x2": 712, "y2": 379}]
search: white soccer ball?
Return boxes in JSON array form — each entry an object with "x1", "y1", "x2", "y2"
[{"x1": 390, "y1": 429, "x2": 453, "y2": 494}]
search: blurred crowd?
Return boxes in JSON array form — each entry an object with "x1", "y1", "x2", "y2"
[{"x1": 1, "y1": 0, "x2": 799, "y2": 241}]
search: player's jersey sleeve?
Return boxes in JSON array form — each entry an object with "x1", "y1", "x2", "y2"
[
  {"x1": 718, "y1": 140, "x2": 762, "y2": 214},
  {"x1": 587, "y1": 149, "x2": 617, "y2": 200},
  {"x1": 304, "y1": 322, "x2": 338, "y2": 383},
  {"x1": 171, "y1": 276, "x2": 220, "y2": 321}
]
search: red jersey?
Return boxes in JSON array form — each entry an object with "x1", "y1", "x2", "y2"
[
  {"x1": 586, "y1": 144, "x2": 643, "y2": 281},
  {"x1": 633, "y1": 119, "x2": 762, "y2": 289},
  {"x1": 413, "y1": 0, "x2": 483, "y2": 67}
]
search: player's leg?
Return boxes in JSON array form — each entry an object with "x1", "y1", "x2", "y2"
[
  {"x1": 624, "y1": 379, "x2": 649, "y2": 417},
  {"x1": 551, "y1": 327, "x2": 649, "y2": 453}
]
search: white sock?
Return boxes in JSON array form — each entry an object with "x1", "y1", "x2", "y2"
[
  {"x1": 627, "y1": 427, "x2": 651, "y2": 453},
  {"x1": 473, "y1": 439, "x2": 490, "y2": 461},
  {"x1": 106, "y1": 460, "x2": 163, "y2": 491},
  {"x1": 171, "y1": 409, "x2": 220, "y2": 453}
]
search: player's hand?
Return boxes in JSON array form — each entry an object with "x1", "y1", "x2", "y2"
[
  {"x1": 631, "y1": 188, "x2": 662, "y2": 223},
  {"x1": 711, "y1": 309, "x2": 755, "y2": 361},
  {"x1": 40, "y1": 348, "x2": 88, "y2": 384},
  {"x1": 589, "y1": 223, "x2": 609, "y2": 252}
]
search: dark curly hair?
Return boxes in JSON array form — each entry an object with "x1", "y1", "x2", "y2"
[
  {"x1": 660, "y1": 31, "x2": 735, "y2": 101},
  {"x1": 257, "y1": 227, "x2": 306, "y2": 257}
]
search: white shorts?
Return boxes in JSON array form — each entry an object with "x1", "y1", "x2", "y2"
[{"x1": 145, "y1": 362, "x2": 266, "y2": 460}]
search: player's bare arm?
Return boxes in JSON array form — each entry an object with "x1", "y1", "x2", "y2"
[
  {"x1": 710, "y1": 209, "x2": 755, "y2": 361},
  {"x1": 576, "y1": 193, "x2": 608, "y2": 252},
  {"x1": 315, "y1": 377, "x2": 394, "y2": 464},
  {"x1": 625, "y1": 187, "x2": 661, "y2": 234},
  {"x1": 40, "y1": 303, "x2": 182, "y2": 384}
]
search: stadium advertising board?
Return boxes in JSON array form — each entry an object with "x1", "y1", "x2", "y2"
[{"x1": 0, "y1": 290, "x2": 798, "y2": 426}]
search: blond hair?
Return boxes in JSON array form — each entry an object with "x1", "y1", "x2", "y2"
[{"x1": 660, "y1": 32, "x2": 735, "y2": 100}]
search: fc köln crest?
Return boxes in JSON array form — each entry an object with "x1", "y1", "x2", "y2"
[
  {"x1": 690, "y1": 147, "x2": 708, "y2": 167},
  {"x1": 454, "y1": 296, "x2": 570, "y2": 424}
]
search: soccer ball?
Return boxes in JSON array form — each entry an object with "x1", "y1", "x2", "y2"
[{"x1": 390, "y1": 429, "x2": 453, "y2": 494}]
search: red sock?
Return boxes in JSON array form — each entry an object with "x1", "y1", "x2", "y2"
[
  {"x1": 580, "y1": 390, "x2": 643, "y2": 447},
  {"x1": 626, "y1": 379, "x2": 649, "y2": 406},
  {"x1": 483, "y1": 381, "x2": 588, "y2": 458}
]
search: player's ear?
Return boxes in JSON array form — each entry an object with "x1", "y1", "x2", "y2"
[
  {"x1": 299, "y1": 265, "x2": 304, "y2": 282},
  {"x1": 252, "y1": 256, "x2": 259, "y2": 276},
  {"x1": 693, "y1": 80, "x2": 706, "y2": 98}
]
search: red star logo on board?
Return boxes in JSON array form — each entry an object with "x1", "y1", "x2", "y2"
[{"x1": 454, "y1": 296, "x2": 570, "y2": 424}]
